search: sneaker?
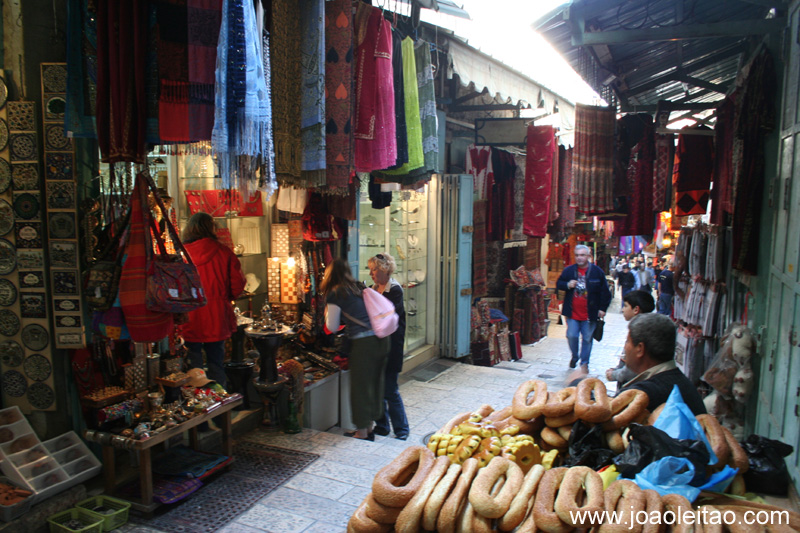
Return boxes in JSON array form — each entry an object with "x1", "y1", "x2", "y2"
[
  {"x1": 395, "y1": 434, "x2": 409, "y2": 441},
  {"x1": 569, "y1": 356, "x2": 578, "y2": 369}
]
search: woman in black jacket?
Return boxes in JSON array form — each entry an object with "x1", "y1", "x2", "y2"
[{"x1": 368, "y1": 253, "x2": 409, "y2": 440}]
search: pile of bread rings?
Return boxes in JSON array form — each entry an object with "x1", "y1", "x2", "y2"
[{"x1": 348, "y1": 379, "x2": 800, "y2": 532}]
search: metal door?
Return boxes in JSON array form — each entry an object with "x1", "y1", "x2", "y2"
[
  {"x1": 757, "y1": 1, "x2": 800, "y2": 489},
  {"x1": 439, "y1": 174, "x2": 473, "y2": 358}
]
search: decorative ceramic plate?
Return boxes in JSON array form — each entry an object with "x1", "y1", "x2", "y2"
[
  {"x1": 55, "y1": 315, "x2": 81, "y2": 328},
  {"x1": 48, "y1": 212, "x2": 76, "y2": 239},
  {"x1": 0, "y1": 77, "x2": 8, "y2": 109},
  {"x1": 17, "y1": 250, "x2": 44, "y2": 269},
  {"x1": 24, "y1": 354, "x2": 51, "y2": 382},
  {"x1": 0, "y1": 279, "x2": 16, "y2": 306},
  {"x1": 0, "y1": 309, "x2": 21, "y2": 337},
  {"x1": 0, "y1": 158, "x2": 10, "y2": 194},
  {"x1": 0, "y1": 200, "x2": 13, "y2": 236},
  {"x1": 15, "y1": 222, "x2": 42, "y2": 248},
  {"x1": 21, "y1": 323, "x2": 49, "y2": 351},
  {"x1": 52, "y1": 270, "x2": 78, "y2": 295},
  {"x1": 50, "y1": 241, "x2": 77, "y2": 268},
  {"x1": 54, "y1": 298, "x2": 80, "y2": 312},
  {"x1": 46, "y1": 182, "x2": 75, "y2": 209},
  {"x1": 45, "y1": 153, "x2": 74, "y2": 180},
  {"x1": 19, "y1": 292, "x2": 46, "y2": 319},
  {"x1": 9, "y1": 133, "x2": 37, "y2": 161},
  {"x1": 0, "y1": 118, "x2": 9, "y2": 152},
  {"x1": 19, "y1": 271, "x2": 45, "y2": 289},
  {"x1": 2, "y1": 370, "x2": 27, "y2": 397},
  {"x1": 12, "y1": 163, "x2": 39, "y2": 190},
  {"x1": 7, "y1": 102, "x2": 35, "y2": 131},
  {"x1": 27, "y1": 382, "x2": 55, "y2": 409},
  {"x1": 44, "y1": 94, "x2": 66, "y2": 121},
  {"x1": 45, "y1": 124, "x2": 71, "y2": 151},
  {"x1": 13, "y1": 192, "x2": 40, "y2": 220},
  {"x1": 0, "y1": 238, "x2": 16, "y2": 274},
  {"x1": 41, "y1": 64, "x2": 67, "y2": 93},
  {"x1": 0, "y1": 341, "x2": 23, "y2": 367}
]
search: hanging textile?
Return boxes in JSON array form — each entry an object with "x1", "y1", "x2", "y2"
[
  {"x1": 353, "y1": 3, "x2": 396, "y2": 172},
  {"x1": 525, "y1": 237, "x2": 542, "y2": 270},
  {"x1": 549, "y1": 143, "x2": 560, "y2": 224},
  {"x1": 732, "y1": 48, "x2": 776, "y2": 274},
  {"x1": 549, "y1": 146, "x2": 576, "y2": 239},
  {"x1": 653, "y1": 110, "x2": 674, "y2": 212},
  {"x1": 572, "y1": 104, "x2": 615, "y2": 214},
  {"x1": 155, "y1": 0, "x2": 222, "y2": 143},
  {"x1": 272, "y1": 0, "x2": 303, "y2": 186},
  {"x1": 672, "y1": 127, "x2": 714, "y2": 216},
  {"x1": 389, "y1": 29, "x2": 408, "y2": 168},
  {"x1": 524, "y1": 125, "x2": 556, "y2": 238},
  {"x1": 473, "y1": 200, "x2": 488, "y2": 298},
  {"x1": 509, "y1": 152, "x2": 527, "y2": 242},
  {"x1": 613, "y1": 114, "x2": 650, "y2": 213},
  {"x1": 415, "y1": 40, "x2": 440, "y2": 180},
  {"x1": 212, "y1": 0, "x2": 276, "y2": 197},
  {"x1": 300, "y1": 0, "x2": 326, "y2": 187},
  {"x1": 95, "y1": 0, "x2": 149, "y2": 163},
  {"x1": 375, "y1": 36, "x2": 422, "y2": 178},
  {"x1": 324, "y1": 0, "x2": 354, "y2": 191},
  {"x1": 488, "y1": 149, "x2": 516, "y2": 240},
  {"x1": 621, "y1": 120, "x2": 655, "y2": 237},
  {"x1": 467, "y1": 145, "x2": 492, "y2": 200},
  {"x1": 710, "y1": 93, "x2": 737, "y2": 225},
  {"x1": 65, "y1": 0, "x2": 98, "y2": 138}
]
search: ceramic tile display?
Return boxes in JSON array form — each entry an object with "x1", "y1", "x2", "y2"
[{"x1": 42, "y1": 62, "x2": 84, "y2": 350}]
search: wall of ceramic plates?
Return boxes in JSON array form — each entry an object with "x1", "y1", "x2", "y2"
[{"x1": 0, "y1": 68, "x2": 60, "y2": 413}]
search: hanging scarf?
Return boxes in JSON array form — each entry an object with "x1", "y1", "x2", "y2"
[
  {"x1": 272, "y1": 0, "x2": 303, "y2": 186},
  {"x1": 324, "y1": 0, "x2": 355, "y2": 192},
  {"x1": 300, "y1": 0, "x2": 326, "y2": 187},
  {"x1": 212, "y1": 0, "x2": 277, "y2": 198},
  {"x1": 65, "y1": 0, "x2": 97, "y2": 138}
]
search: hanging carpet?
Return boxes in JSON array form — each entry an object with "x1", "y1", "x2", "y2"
[
  {"x1": 672, "y1": 127, "x2": 714, "y2": 216},
  {"x1": 524, "y1": 125, "x2": 556, "y2": 238},
  {"x1": 572, "y1": 104, "x2": 615, "y2": 214}
]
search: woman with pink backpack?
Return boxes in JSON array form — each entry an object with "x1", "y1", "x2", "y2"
[{"x1": 322, "y1": 258, "x2": 391, "y2": 440}]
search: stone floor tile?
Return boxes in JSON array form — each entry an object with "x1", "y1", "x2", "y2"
[
  {"x1": 302, "y1": 522, "x2": 348, "y2": 533},
  {"x1": 302, "y1": 459, "x2": 377, "y2": 488},
  {"x1": 216, "y1": 521, "x2": 274, "y2": 533},
  {"x1": 235, "y1": 504, "x2": 315, "y2": 533},
  {"x1": 283, "y1": 472, "x2": 355, "y2": 500},
  {"x1": 261, "y1": 487, "x2": 356, "y2": 527}
]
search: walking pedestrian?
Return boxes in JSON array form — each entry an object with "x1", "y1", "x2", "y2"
[{"x1": 657, "y1": 261, "x2": 676, "y2": 315}]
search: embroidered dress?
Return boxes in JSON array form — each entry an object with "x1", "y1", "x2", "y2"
[{"x1": 353, "y1": 4, "x2": 396, "y2": 172}]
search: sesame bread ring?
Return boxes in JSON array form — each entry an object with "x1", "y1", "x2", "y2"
[
  {"x1": 556, "y1": 424, "x2": 573, "y2": 442},
  {"x1": 372, "y1": 445, "x2": 435, "y2": 508},
  {"x1": 504, "y1": 441, "x2": 541, "y2": 474},
  {"x1": 440, "y1": 411, "x2": 472, "y2": 434},
  {"x1": 599, "y1": 479, "x2": 646, "y2": 533},
  {"x1": 512, "y1": 380, "x2": 549, "y2": 420},
  {"x1": 575, "y1": 378, "x2": 612, "y2": 423},
  {"x1": 544, "y1": 411, "x2": 579, "y2": 428},
  {"x1": 437, "y1": 458, "x2": 479, "y2": 533},
  {"x1": 395, "y1": 456, "x2": 451, "y2": 533},
  {"x1": 469, "y1": 456, "x2": 524, "y2": 519},
  {"x1": 660, "y1": 493, "x2": 695, "y2": 533},
  {"x1": 719, "y1": 425, "x2": 749, "y2": 473},
  {"x1": 364, "y1": 493, "x2": 403, "y2": 525},
  {"x1": 541, "y1": 426, "x2": 568, "y2": 449},
  {"x1": 532, "y1": 467, "x2": 572, "y2": 533},
  {"x1": 641, "y1": 489, "x2": 664, "y2": 533},
  {"x1": 541, "y1": 387, "x2": 577, "y2": 418},
  {"x1": 647, "y1": 403, "x2": 666, "y2": 425},
  {"x1": 696, "y1": 414, "x2": 730, "y2": 466},
  {"x1": 515, "y1": 503, "x2": 538, "y2": 533},
  {"x1": 422, "y1": 463, "x2": 462, "y2": 531},
  {"x1": 554, "y1": 465, "x2": 605, "y2": 528},
  {"x1": 604, "y1": 389, "x2": 650, "y2": 430},
  {"x1": 348, "y1": 497, "x2": 392, "y2": 533},
  {"x1": 497, "y1": 464, "x2": 545, "y2": 531},
  {"x1": 605, "y1": 430, "x2": 625, "y2": 454},
  {"x1": 485, "y1": 405, "x2": 513, "y2": 422}
]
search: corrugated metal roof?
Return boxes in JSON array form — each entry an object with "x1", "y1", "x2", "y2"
[{"x1": 533, "y1": 0, "x2": 785, "y2": 118}]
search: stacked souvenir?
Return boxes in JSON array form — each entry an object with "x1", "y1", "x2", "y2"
[{"x1": 348, "y1": 378, "x2": 799, "y2": 532}]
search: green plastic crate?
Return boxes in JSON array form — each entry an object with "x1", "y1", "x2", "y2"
[
  {"x1": 47, "y1": 508, "x2": 104, "y2": 533},
  {"x1": 75, "y1": 495, "x2": 130, "y2": 531}
]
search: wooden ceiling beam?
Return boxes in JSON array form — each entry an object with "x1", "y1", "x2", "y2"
[{"x1": 572, "y1": 18, "x2": 784, "y2": 46}]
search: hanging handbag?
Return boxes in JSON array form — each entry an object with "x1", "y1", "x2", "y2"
[
  {"x1": 141, "y1": 173, "x2": 208, "y2": 314},
  {"x1": 84, "y1": 209, "x2": 131, "y2": 312},
  {"x1": 593, "y1": 317, "x2": 605, "y2": 342}
]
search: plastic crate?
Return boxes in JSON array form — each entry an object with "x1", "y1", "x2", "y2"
[
  {"x1": 76, "y1": 495, "x2": 130, "y2": 531},
  {"x1": 47, "y1": 508, "x2": 104, "y2": 533},
  {"x1": 0, "y1": 476, "x2": 33, "y2": 523}
]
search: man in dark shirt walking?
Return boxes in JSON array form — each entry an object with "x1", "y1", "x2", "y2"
[{"x1": 657, "y1": 261, "x2": 675, "y2": 316}]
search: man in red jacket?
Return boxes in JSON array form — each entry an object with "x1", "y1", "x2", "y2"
[{"x1": 180, "y1": 213, "x2": 246, "y2": 387}]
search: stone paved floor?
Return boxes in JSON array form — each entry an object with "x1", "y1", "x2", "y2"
[{"x1": 120, "y1": 298, "x2": 632, "y2": 533}]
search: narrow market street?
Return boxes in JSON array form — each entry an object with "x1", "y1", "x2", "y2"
[{"x1": 120, "y1": 297, "x2": 629, "y2": 532}]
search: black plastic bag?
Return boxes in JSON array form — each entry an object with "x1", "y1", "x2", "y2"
[
  {"x1": 563, "y1": 420, "x2": 615, "y2": 469},
  {"x1": 593, "y1": 318, "x2": 605, "y2": 342},
  {"x1": 614, "y1": 423, "x2": 710, "y2": 485},
  {"x1": 742, "y1": 434, "x2": 794, "y2": 496}
]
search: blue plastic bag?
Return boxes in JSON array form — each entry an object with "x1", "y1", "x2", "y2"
[
  {"x1": 634, "y1": 456, "x2": 701, "y2": 501},
  {"x1": 697, "y1": 464, "x2": 738, "y2": 493},
  {"x1": 653, "y1": 385, "x2": 719, "y2": 465}
]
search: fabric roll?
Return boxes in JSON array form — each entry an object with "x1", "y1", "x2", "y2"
[
  {"x1": 524, "y1": 125, "x2": 556, "y2": 237},
  {"x1": 572, "y1": 104, "x2": 615, "y2": 214},
  {"x1": 300, "y1": 0, "x2": 326, "y2": 187},
  {"x1": 324, "y1": 0, "x2": 354, "y2": 191}
]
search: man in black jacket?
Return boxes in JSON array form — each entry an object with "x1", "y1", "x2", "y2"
[
  {"x1": 618, "y1": 313, "x2": 706, "y2": 415},
  {"x1": 556, "y1": 245, "x2": 612, "y2": 371}
]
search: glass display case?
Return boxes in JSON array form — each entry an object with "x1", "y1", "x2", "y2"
[{"x1": 358, "y1": 185, "x2": 429, "y2": 353}]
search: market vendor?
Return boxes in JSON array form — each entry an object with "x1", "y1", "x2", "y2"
[{"x1": 617, "y1": 313, "x2": 707, "y2": 415}]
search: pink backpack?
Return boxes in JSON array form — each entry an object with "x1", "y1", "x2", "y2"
[{"x1": 362, "y1": 288, "x2": 399, "y2": 338}]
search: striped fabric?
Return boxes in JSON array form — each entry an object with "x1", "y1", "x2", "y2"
[{"x1": 571, "y1": 104, "x2": 615, "y2": 214}]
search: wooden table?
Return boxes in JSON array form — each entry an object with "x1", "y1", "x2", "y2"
[{"x1": 95, "y1": 396, "x2": 242, "y2": 514}]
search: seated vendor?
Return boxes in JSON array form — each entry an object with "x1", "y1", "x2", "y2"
[{"x1": 618, "y1": 313, "x2": 707, "y2": 416}]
